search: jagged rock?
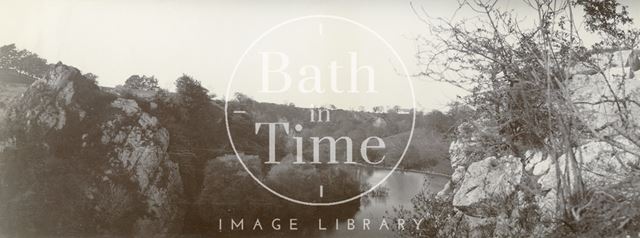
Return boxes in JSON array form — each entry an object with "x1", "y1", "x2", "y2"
[
  {"x1": 429, "y1": 49, "x2": 640, "y2": 237},
  {"x1": 436, "y1": 128, "x2": 486, "y2": 199},
  {"x1": 6, "y1": 63, "x2": 82, "y2": 131},
  {"x1": 577, "y1": 141, "x2": 639, "y2": 185},
  {"x1": 532, "y1": 49, "x2": 639, "y2": 202},
  {"x1": 522, "y1": 50, "x2": 640, "y2": 221},
  {"x1": 100, "y1": 101, "x2": 182, "y2": 233},
  {"x1": 112, "y1": 85, "x2": 159, "y2": 100},
  {"x1": 532, "y1": 157, "x2": 551, "y2": 176},
  {"x1": 524, "y1": 150, "x2": 546, "y2": 174},
  {"x1": 436, "y1": 139, "x2": 472, "y2": 199},
  {"x1": 453, "y1": 155, "x2": 523, "y2": 217},
  {"x1": 569, "y1": 50, "x2": 640, "y2": 134},
  {"x1": 436, "y1": 181, "x2": 454, "y2": 198},
  {"x1": 111, "y1": 98, "x2": 140, "y2": 116},
  {"x1": 2, "y1": 63, "x2": 184, "y2": 236},
  {"x1": 451, "y1": 165, "x2": 466, "y2": 184},
  {"x1": 449, "y1": 139, "x2": 471, "y2": 168},
  {"x1": 138, "y1": 112, "x2": 159, "y2": 128},
  {"x1": 530, "y1": 140, "x2": 640, "y2": 219}
]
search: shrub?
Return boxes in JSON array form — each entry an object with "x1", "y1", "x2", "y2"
[{"x1": 124, "y1": 75, "x2": 159, "y2": 91}]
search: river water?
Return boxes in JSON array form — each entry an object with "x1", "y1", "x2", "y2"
[
  {"x1": 317, "y1": 168, "x2": 450, "y2": 238},
  {"x1": 216, "y1": 167, "x2": 449, "y2": 238}
]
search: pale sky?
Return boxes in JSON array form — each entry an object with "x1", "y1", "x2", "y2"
[{"x1": 1, "y1": 0, "x2": 638, "y2": 111}]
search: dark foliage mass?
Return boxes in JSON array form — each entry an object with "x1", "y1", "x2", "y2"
[
  {"x1": 0, "y1": 44, "x2": 48, "y2": 79},
  {"x1": 124, "y1": 74, "x2": 159, "y2": 91},
  {"x1": 0, "y1": 46, "x2": 460, "y2": 236}
]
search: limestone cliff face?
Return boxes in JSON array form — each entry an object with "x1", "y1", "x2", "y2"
[
  {"x1": 437, "y1": 49, "x2": 640, "y2": 236},
  {"x1": 101, "y1": 97, "x2": 184, "y2": 235},
  {"x1": 0, "y1": 63, "x2": 184, "y2": 236},
  {"x1": 452, "y1": 155, "x2": 523, "y2": 217}
]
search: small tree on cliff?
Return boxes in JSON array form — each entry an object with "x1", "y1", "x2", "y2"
[
  {"x1": 124, "y1": 75, "x2": 159, "y2": 90},
  {"x1": 175, "y1": 74, "x2": 212, "y2": 106}
]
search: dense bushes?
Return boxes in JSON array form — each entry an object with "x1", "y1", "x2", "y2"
[
  {"x1": 195, "y1": 155, "x2": 360, "y2": 235},
  {"x1": 552, "y1": 176, "x2": 640, "y2": 237},
  {"x1": 391, "y1": 188, "x2": 460, "y2": 238}
]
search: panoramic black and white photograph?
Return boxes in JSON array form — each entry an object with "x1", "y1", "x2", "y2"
[{"x1": 1, "y1": 0, "x2": 639, "y2": 237}]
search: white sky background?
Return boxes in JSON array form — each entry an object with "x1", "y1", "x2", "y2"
[{"x1": 0, "y1": 0, "x2": 638, "y2": 111}]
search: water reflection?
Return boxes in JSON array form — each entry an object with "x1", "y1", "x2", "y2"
[
  {"x1": 212, "y1": 167, "x2": 448, "y2": 238},
  {"x1": 318, "y1": 167, "x2": 449, "y2": 238}
]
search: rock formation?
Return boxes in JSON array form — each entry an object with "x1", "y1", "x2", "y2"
[
  {"x1": 436, "y1": 49, "x2": 640, "y2": 237},
  {"x1": 0, "y1": 63, "x2": 184, "y2": 236}
]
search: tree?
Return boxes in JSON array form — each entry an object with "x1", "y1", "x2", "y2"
[
  {"x1": 15, "y1": 52, "x2": 48, "y2": 78},
  {"x1": 83, "y1": 73, "x2": 99, "y2": 84},
  {"x1": 124, "y1": 75, "x2": 158, "y2": 90},
  {"x1": 414, "y1": 0, "x2": 639, "y2": 228},
  {"x1": 578, "y1": 0, "x2": 639, "y2": 48},
  {"x1": 0, "y1": 44, "x2": 20, "y2": 68},
  {"x1": 175, "y1": 74, "x2": 209, "y2": 106},
  {"x1": 0, "y1": 44, "x2": 48, "y2": 79}
]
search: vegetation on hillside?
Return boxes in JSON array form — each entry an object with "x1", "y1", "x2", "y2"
[
  {"x1": 0, "y1": 43, "x2": 466, "y2": 235},
  {"x1": 396, "y1": 0, "x2": 640, "y2": 236}
]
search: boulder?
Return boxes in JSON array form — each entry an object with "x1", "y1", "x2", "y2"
[
  {"x1": 111, "y1": 98, "x2": 141, "y2": 116},
  {"x1": 453, "y1": 155, "x2": 523, "y2": 217}
]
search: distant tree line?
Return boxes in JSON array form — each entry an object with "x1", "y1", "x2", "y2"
[{"x1": 0, "y1": 44, "x2": 48, "y2": 79}]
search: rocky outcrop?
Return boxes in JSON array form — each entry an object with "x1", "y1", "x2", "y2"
[
  {"x1": 453, "y1": 155, "x2": 523, "y2": 217},
  {"x1": 1, "y1": 63, "x2": 184, "y2": 236},
  {"x1": 6, "y1": 63, "x2": 80, "y2": 131},
  {"x1": 526, "y1": 141, "x2": 640, "y2": 219},
  {"x1": 436, "y1": 124, "x2": 486, "y2": 199},
  {"x1": 101, "y1": 98, "x2": 184, "y2": 235},
  {"x1": 437, "y1": 49, "x2": 640, "y2": 236}
]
